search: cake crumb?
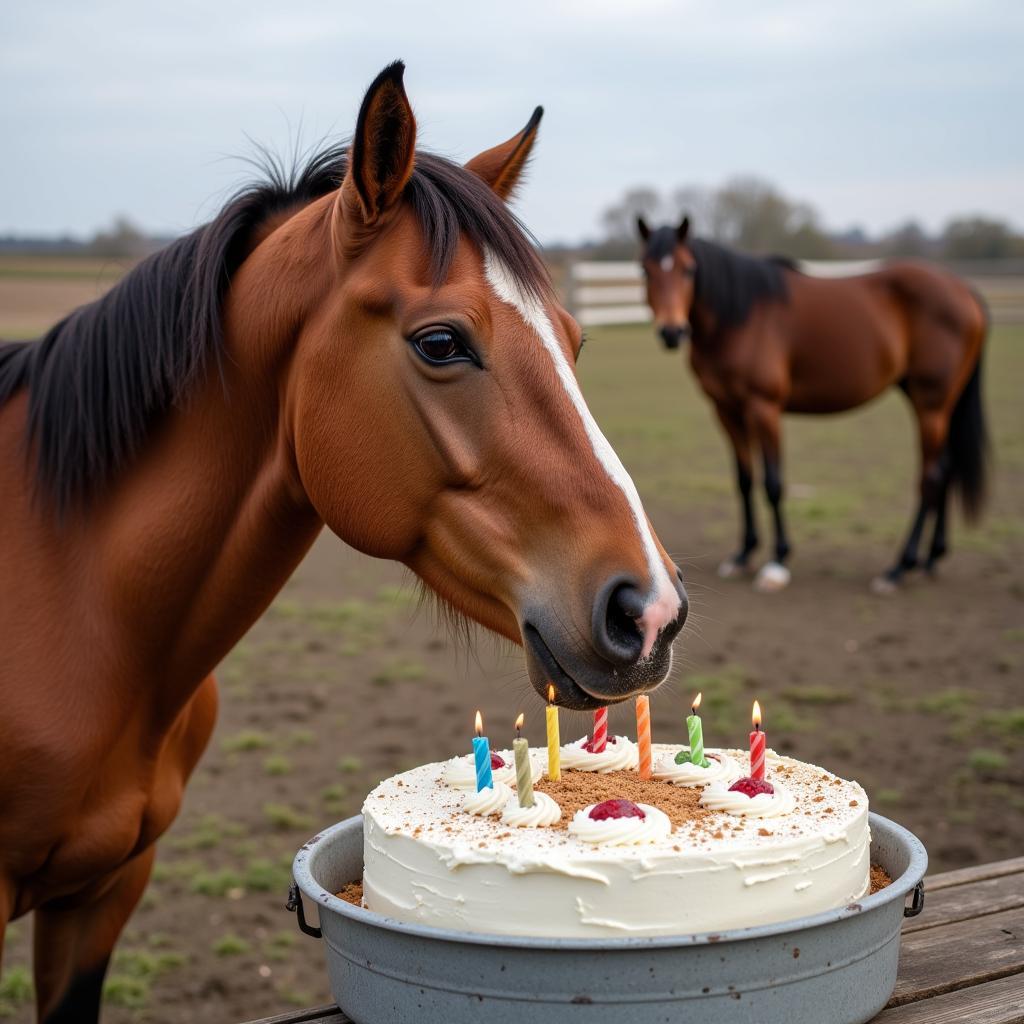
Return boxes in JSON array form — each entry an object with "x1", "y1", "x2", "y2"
[
  {"x1": 713, "y1": 830, "x2": 724, "y2": 839},
  {"x1": 869, "y1": 864, "x2": 893, "y2": 894},
  {"x1": 849, "y1": 800, "x2": 859, "y2": 807},
  {"x1": 336, "y1": 880, "x2": 364, "y2": 907},
  {"x1": 757, "y1": 828, "x2": 773, "y2": 836}
]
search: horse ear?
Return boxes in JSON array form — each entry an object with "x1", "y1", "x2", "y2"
[
  {"x1": 637, "y1": 217, "x2": 651, "y2": 242},
  {"x1": 465, "y1": 107, "x2": 543, "y2": 201},
  {"x1": 342, "y1": 61, "x2": 417, "y2": 227},
  {"x1": 677, "y1": 216, "x2": 690, "y2": 243}
]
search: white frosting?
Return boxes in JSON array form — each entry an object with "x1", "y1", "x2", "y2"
[
  {"x1": 500, "y1": 791, "x2": 561, "y2": 828},
  {"x1": 700, "y1": 780, "x2": 797, "y2": 818},
  {"x1": 462, "y1": 781, "x2": 513, "y2": 817},
  {"x1": 569, "y1": 804, "x2": 671, "y2": 845},
  {"x1": 559, "y1": 735, "x2": 639, "y2": 773},
  {"x1": 653, "y1": 750, "x2": 743, "y2": 787},
  {"x1": 362, "y1": 745, "x2": 870, "y2": 938},
  {"x1": 442, "y1": 750, "x2": 540, "y2": 791}
]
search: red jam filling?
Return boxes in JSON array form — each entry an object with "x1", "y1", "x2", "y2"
[
  {"x1": 588, "y1": 799, "x2": 646, "y2": 821},
  {"x1": 490, "y1": 752, "x2": 506, "y2": 770},
  {"x1": 728, "y1": 777, "x2": 775, "y2": 798}
]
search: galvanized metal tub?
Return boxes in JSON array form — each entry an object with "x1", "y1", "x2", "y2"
[{"x1": 290, "y1": 812, "x2": 926, "y2": 1024}]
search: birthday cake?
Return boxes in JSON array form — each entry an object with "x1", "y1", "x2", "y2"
[{"x1": 360, "y1": 738, "x2": 870, "y2": 937}]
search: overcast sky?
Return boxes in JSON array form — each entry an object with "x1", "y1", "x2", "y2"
[{"x1": 1, "y1": 0, "x2": 1021, "y2": 244}]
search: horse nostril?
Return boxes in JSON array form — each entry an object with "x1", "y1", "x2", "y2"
[{"x1": 593, "y1": 579, "x2": 646, "y2": 666}]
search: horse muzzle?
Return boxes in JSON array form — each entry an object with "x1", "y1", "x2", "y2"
[
  {"x1": 658, "y1": 324, "x2": 691, "y2": 350},
  {"x1": 521, "y1": 575, "x2": 688, "y2": 710}
]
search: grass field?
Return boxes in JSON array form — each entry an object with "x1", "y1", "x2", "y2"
[{"x1": 1, "y1": 261, "x2": 1022, "y2": 1021}]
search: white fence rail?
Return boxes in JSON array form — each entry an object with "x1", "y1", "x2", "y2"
[{"x1": 568, "y1": 259, "x2": 1023, "y2": 326}]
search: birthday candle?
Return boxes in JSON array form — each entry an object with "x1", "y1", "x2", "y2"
[
  {"x1": 750, "y1": 700, "x2": 766, "y2": 781},
  {"x1": 512, "y1": 713, "x2": 535, "y2": 807},
  {"x1": 473, "y1": 710, "x2": 493, "y2": 791},
  {"x1": 592, "y1": 707, "x2": 608, "y2": 753},
  {"x1": 636, "y1": 695, "x2": 652, "y2": 779},
  {"x1": 687, "y1": 691, "x2": 710, "y2": 768},
  {"x1": 546, "y1": 685, "x2": 560, "y2": 781}
]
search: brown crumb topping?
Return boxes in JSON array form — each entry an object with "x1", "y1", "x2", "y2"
[
  {"x1": 869, "y1": 864, "x2": 893, "y2": 895},
  {"x1": 336, "y1": 880, "x2": 363, "y2": 907},
  {"x1": 533, "y1": 770, "x2": 712, "y2": 832}
]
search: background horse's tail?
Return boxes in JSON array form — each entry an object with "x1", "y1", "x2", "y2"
[{"x1": 947, "y1": 295, "x2": 989, "y2": 522}]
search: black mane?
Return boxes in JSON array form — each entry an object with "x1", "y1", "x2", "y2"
[
  {"x1": 645, "y1": 228, "x2": 792, "y2": 332},
  {"x1": 0, "y1": 146, "x2": 547, "y2": 515}
]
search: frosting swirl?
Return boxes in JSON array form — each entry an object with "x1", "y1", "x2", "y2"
[
  {"x1": 500, "y1": 790, "x2": 561, "y2": 828},
  {"x1": 568, "y1": 803, "x2": 672, "y2": 845},
  {"x1": 462, "y1": 780, "x2": 513, "y2": 817},
  {"x1": 559, "y1": 736, "x2": 639, "y2": 773},
  {"x1": 699, "y1": 780, "x2": 797, "y2": 818},
  {"x1": 653, "y1": 750, "x2": 743, "y2": 787},
  {"x1": 442, "y1": 752, "x2": 538, "y2": 791}
]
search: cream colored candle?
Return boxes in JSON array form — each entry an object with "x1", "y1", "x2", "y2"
[{"x1": 546, "y1": 685, "x2": 560, "y2": 781}]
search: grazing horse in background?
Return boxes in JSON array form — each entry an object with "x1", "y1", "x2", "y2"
[
  {"x1": 0, "y1": 63, "x2": 687, "y2": 1022},
  {"x1": 637, "y1": 216, "x2": 988, "y2": 592}
]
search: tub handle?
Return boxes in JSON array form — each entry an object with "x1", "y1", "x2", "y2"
[
  {"x1": 903, "y1": 880, "x2": 925, "y2": 918},
  {"x1": 287, "y1": 881, "x2": 323, "y2": 939}
]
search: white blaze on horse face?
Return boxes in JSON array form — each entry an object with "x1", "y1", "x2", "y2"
[
  {"x1": 660, "y1": 255, "x2": 673, "y2": 272},
  {"x1": 484, "y1": 250, "x2": 680, "y2": 661}
]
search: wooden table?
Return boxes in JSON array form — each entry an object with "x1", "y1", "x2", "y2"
[{"x1": 249, "y1": 857, "x2": 1024, "y2": 1024}]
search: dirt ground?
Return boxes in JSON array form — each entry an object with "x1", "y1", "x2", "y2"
[{"x1": 1, "y1": 266, "x2": 1022, "y2": 1021}]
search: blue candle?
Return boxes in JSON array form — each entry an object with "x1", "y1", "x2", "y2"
[{"x1": 473, "y1": 710, "x2": 493, "y2": 791}]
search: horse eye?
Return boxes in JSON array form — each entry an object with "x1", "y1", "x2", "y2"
[{"x1": 412, "y1": 328, "x2": 471, "y2": 366}]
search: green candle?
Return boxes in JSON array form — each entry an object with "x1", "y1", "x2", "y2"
[
  {"x1": 513, "y1": 714, "x2": 535, "y2": 808},
  {"x1": 676, "y1": 691, "x2": 710, "y2": 767}
]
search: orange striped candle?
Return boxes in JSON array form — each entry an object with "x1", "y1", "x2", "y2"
[{"x1": 636, "y1": 695, "x2": 652, "y2": 779}]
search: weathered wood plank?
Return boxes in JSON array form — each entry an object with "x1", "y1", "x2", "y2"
[
  {"x1": 241, "y1": 1006, "x2": 347, "y2": 1024},
  {"x1": 924, "y1": 857, "x2": 1024, "y2": 893},
  {"x1": 890, "y1": 906, "x2": 1024, "y2": 1005},
  {"x1": 905, "y1": 872, "x2": 1024, "y2": 934},
  {"x1": 871, "y1": 973, "x2": 1024, "y2": 1023}
]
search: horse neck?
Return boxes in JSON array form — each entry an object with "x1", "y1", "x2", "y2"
[{"x1": 78, "y1": 199, "x2": 336, "y2": 722}]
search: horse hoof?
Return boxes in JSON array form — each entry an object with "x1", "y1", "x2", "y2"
[
  {"x1": 871, "y1": 575, "x2": 899, "y2": 596},
  {"x1": 717, "y1": 559, "x2": 747, "y2": 579},
  {"x1": 754, "y1": 562, "x2": 791, "y2": 592}
]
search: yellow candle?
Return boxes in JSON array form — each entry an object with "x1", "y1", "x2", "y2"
[
  {"x1": 546, "y1": 684, "x2": 560, "y2": 781},
  {"x1": 636, "y1": 694, "x2": 652, "y2": 779}
]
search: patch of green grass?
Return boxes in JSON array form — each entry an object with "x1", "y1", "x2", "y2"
[
  {"x1": 1003, "y1": 627, "x2": 1024, "y2": 643},
  {"x1": 263, "y1": 754, "x2": 293, "y2": 776},
  {"x1": 875, "y1": 788, "x2": 903, "y2": 807},
  {"x1": 243, "y1": 858, "x2": 291, "y2": 892},
  {"x1": 213, "y1": 934, "x2": 250, "y2": 957},
  {"x1": 372, "y1": 657, "x2": 427, "y2": 686},
  {"x1": 781, "y1": 686, "x2": 855, "y2": 705},
  {"x1": 222, "y1": 729, "x2": 273, "y2": 753},
  {"x1": 170, "y1": 813, "x2": 246, "y2": 851},
  {"x1": 915, "y1": 689, "x2": 976, "y2": 717},
  {"x1": 287, "y1": 728, "x2": 315, "y2": 748},
  {"x1": 263, "y1": 802, "x2": 312, "y2": 831},
  {"x1": 982, "y1": 707, "x2": 1024, "y2": 737},
  {"x1": 967, "y1": 748, "x2": 1009, "y2": 774},
  {"x1": 103, "y1": 975, "x2": 149, "y2": 1009},
  {"x1": 770, "y1": 705, "x2": 814, "y2": 734},
  {"x1": 0, "y1": 967, "x2": 33, "y2": 1007},
  {"x1": 337, "y1": 755, "x2": 363, "y2": 774},
  {"x1": 266, "y1": 930, "x2": 297, "y2": 961},
  {"x1": 190, "y1": 868, "x2": 244, "y2": 898}
]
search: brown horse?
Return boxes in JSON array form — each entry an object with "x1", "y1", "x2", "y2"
[
  {"x1": 637, "y1": 217, "x2": 988, "y2": 592},
  {"x1": 0, "y1": 64, "x2": 687, "y2": 1021}
]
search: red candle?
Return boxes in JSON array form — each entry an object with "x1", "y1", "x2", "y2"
[
  {"x1": 592, "y1": 707, "x2": 608, "y2": 753},
  {"x1": 750, "y1": 700, "x2": 766, "y2": 781}
]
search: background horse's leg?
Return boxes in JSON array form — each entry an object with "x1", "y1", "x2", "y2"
[
  {"x1": 876, "y1": 405, "x2": 948, "y2": 592},
  {"x1": 714, "y1": 404, "x2": 758, "y2": 578},
  {"x1": 925, "y1": 451, "x2": 951, "y2": 573},
  {"x1": 749, "y1": 399, "x2": 791, "y2": 592},
  {"x1": 33, "y1": 846, "x2": 155, "y2": 1023}
]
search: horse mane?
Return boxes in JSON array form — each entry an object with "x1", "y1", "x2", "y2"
[
  {"x1": 0, "y1": 145, "x2": 547, "y2": 515},
  {"x1": 644, "y1": 228, "x2": 793, "y2": 332}
]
